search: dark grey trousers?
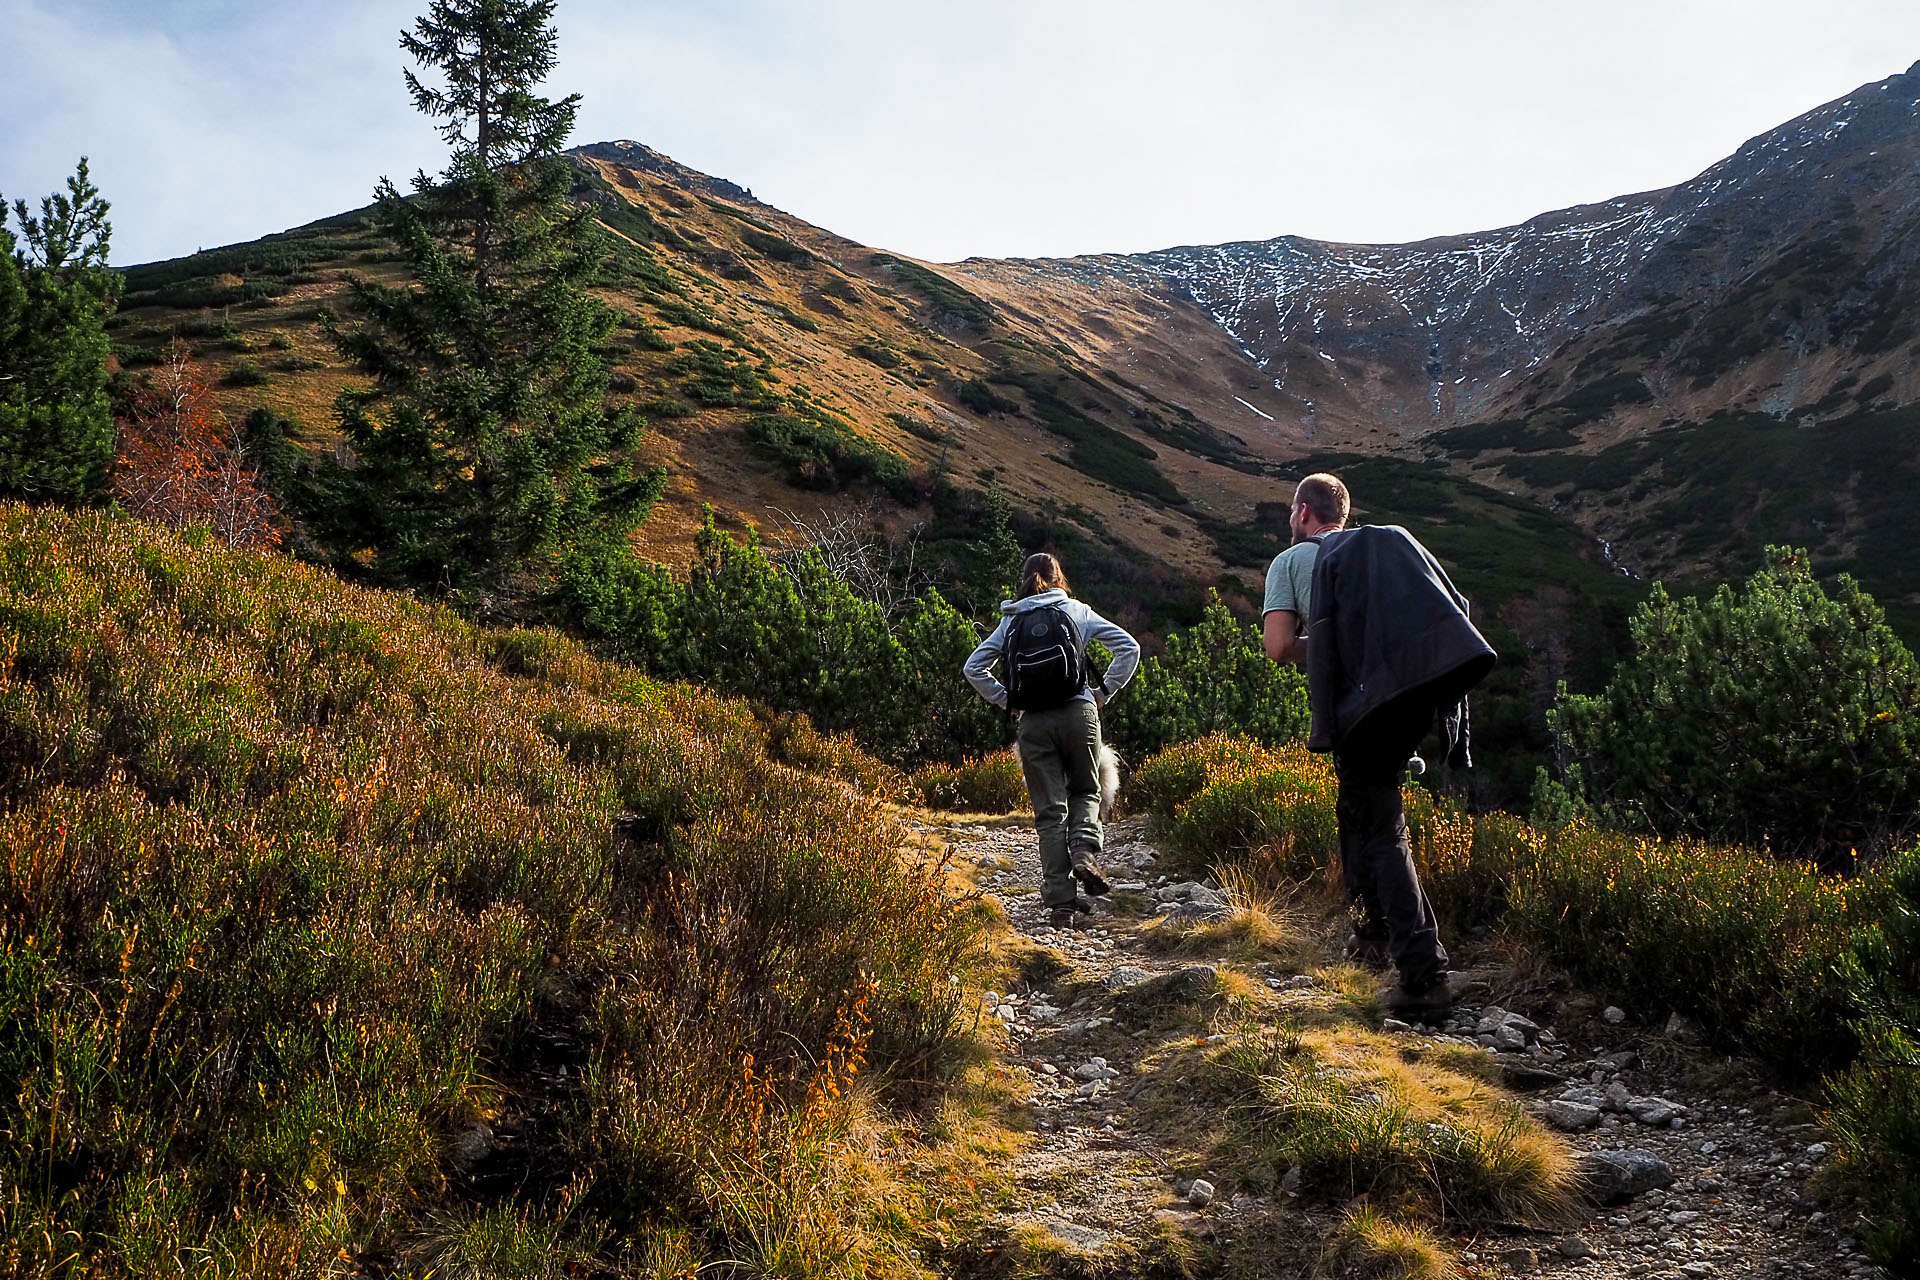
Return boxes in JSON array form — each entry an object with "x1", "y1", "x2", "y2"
[
  {"x1": 1335, "y1": 692, "x2": 1450, "y2": 992},
  {"x1": 1016, "y1": 698, "x2": 1105, "y2": 906}
]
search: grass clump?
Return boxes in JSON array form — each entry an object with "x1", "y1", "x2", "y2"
[
  {"x1": 1224, "y1": 1027, "x2": 1576, "y2": 1227},
  {"x1": 1320, "y1": 1205, "x2": 1455, "y2": 1279},
  {"x1": 0, "y1": 505, "x2": 987, "y2": 1276},
  {"x1": 910, "y1": 748, "x2": 1027, "y2": 813}
]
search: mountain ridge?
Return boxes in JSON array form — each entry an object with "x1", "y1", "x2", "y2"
[{"x1": 959, "y1": 57, "x2": 1920, "y2": 450}]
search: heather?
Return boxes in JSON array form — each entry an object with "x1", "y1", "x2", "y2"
[{"x1": 0, "y1": 504, "x2": 985, "y2": 1277}]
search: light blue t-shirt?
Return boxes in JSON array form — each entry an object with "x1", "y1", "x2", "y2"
[{"x1": 1263, "y1": 540, "x2": 1319, "y2": 625}]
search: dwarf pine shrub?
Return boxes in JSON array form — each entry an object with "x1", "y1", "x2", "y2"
[
  {"x1": 558, "y1": 510, "x2": 1007, "y2": 769},
  {"x1": 1104, "y1": 596, "x2": 1310, "y2": 759},
  {"x1": 0, "y1": 504, "x2": 985, "y2": 1276},
  {"x1": 1555, "y1": 547, "x2": 1920, "y2": 869}
]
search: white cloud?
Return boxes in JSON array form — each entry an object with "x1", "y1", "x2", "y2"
[{"x1": 3, "y1": 0, "x2": 1916, "y2": 265}]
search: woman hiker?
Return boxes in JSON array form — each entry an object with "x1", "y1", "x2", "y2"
[{"x1": 964, "y1": 553, "x2": 1141, "y2": 929}]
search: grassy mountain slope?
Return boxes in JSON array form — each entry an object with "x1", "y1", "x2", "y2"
[{"x1": 107, "y1": 144, "x2": 1634, "y2": 668}]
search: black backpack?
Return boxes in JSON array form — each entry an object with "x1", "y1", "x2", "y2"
[{"x1": 1002, "y1": 604, "x2": 1087, "y2": 711}]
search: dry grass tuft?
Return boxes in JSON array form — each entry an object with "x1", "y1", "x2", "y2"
[
  {"x1": 1320, "y1": 1204, "x2": 1456, "y2": 1279},
  {"x1": 1224, "y1": 1024, "x2": 1579, "y2": 1229}
]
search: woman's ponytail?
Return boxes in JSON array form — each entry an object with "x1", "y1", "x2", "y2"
[{"x1": 1018, "y1": 553, "x2": 1069, "y2": 599}]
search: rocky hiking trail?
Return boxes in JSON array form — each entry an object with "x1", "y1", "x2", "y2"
[{"x1": 921, "y1": 814, "x2": 1892, "y2": 1280}]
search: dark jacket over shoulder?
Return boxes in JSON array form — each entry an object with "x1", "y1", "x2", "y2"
[{"x1": 1304, "y1": 525, "x2": 1496, "y2": 761}]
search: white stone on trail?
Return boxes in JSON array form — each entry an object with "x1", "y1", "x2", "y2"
[
  {"x1": 1604, "y1": 1005, "x2": 1628, "y2": 1023},
  {"x1": 1187, "y1": 1178, "x2": 1215, "y2": 1207},
  {"x1": 1103, "y1": 966, "x2": 1155, "y2": 990}
]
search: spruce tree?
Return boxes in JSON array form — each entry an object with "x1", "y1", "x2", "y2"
[
  {"x1": 318, "y1": 0, "x2": 663, "y2": 614},
  {"x1": 0, "y1": 160, "x2": 116, "y2": 507}
]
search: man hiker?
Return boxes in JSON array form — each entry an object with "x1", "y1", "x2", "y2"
[
  {"x1": 964, "y1": 553, "x2": 1141, "y2": 929},
  {"x1": 1262, "y1": 473, "x2": 1497, "y2": 1018}
]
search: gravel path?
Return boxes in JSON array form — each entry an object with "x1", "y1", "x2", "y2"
[{"x1": 924, "y1": 814, "x2": 1894, "y2": 1280}]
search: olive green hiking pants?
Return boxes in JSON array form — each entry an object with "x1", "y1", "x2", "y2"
[{"x1": 1016, "y1": 698, "x2": 1105, "y2": 906}]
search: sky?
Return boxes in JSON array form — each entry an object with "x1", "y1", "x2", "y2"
[{"x1": 3, "y1": 0, "x2": 1917, "y2": 267}]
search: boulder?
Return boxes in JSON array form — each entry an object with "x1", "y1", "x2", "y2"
[
  {"x1": 1499, "y1": 1063, "x2": 1565, "y2": 1090},
  {"x1": 1546, "y1": 1100, "x2": 1602, "y2": 1131},
  {"x1": 1627, "y1": 1096, "x2": 1682, "y2": 1127},
  {"x1": 1579, "y1": 1148, "x2": 1675, "y2": 1203}
]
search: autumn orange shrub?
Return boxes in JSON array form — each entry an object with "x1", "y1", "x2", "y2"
[{"x1": 113, "y1": 340, "x2": 280, "y2": 548}]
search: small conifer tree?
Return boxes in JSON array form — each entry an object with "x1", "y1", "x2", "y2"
[
  {"x1": 0, "y1": 160, "x2": 117, "y2": 507},
  {"x1": 316, "y1": 0, "x2": 663, "y2": 614}
]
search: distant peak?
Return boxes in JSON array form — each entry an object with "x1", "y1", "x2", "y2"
[{"x1": 567, "y1": 140, "x2": 758, "y2": 206}]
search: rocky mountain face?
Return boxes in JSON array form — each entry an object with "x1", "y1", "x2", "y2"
[{"x1": 970, "y1": 60, "x2": 1920, "y2": 449}]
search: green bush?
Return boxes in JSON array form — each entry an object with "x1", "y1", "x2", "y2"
[
  {"x1": 1555, "y1": 547, "x2": 1920, "y2": 869},
  {"x1": 851, "y1": 341, "x2": 904, "y2": 369},
  {"x1": 1827, "y1": 843, "x2": 1920, "y2": 1272},
  {"x1": 0, "y1": 504, "x2": 987, "y2": 1275},
  {"x1": 223, "y1": 358, "x2": 269, "y2": 387},
  {"x1": 1105, "y1": 596, "x2": 1310, "y2": 759},
  {"x1": 910, "y1": 748, "x2": 1026, "y2": 813},
  {"x1": 557, "y1": 512, "x2": 1007, "y2": 769},
  {"x1": 667, "y1": 339, "x2": 777, "y2": 409},
  {"x1": 737, "y1": 226, "x2": 813, "y2": 266},
  {"x1": 1159, "y1": 744, "x2": 1339, "y2": 882},
  {"x1": 1493, "y1": 823, "x2": 1861, "y2": 1067},
  {"x1": 744, "y1": 410, "x2": 910, "y2": 496},
  {"x1": 1127, "y1": 733, "x2": 1283, "y2": 818}
]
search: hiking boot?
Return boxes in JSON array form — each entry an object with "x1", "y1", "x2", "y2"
[
  {"x1": 1343, "y1": 932, "x2": 1392, "y2": 970},
  {"x1": 1048, "y1": 896, "x2": 1097, "y2": 930},
  {"x1": 1071, "y1": 857, "x2": 1111, "y2": 897},
  {"x1": 1379, "y1": 972, "x2": 1483, "y2": 1022}
]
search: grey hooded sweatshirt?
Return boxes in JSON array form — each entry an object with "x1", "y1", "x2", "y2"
[{"x1": 963, "y1": 589, "x2": 1142, "y2": 710}]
